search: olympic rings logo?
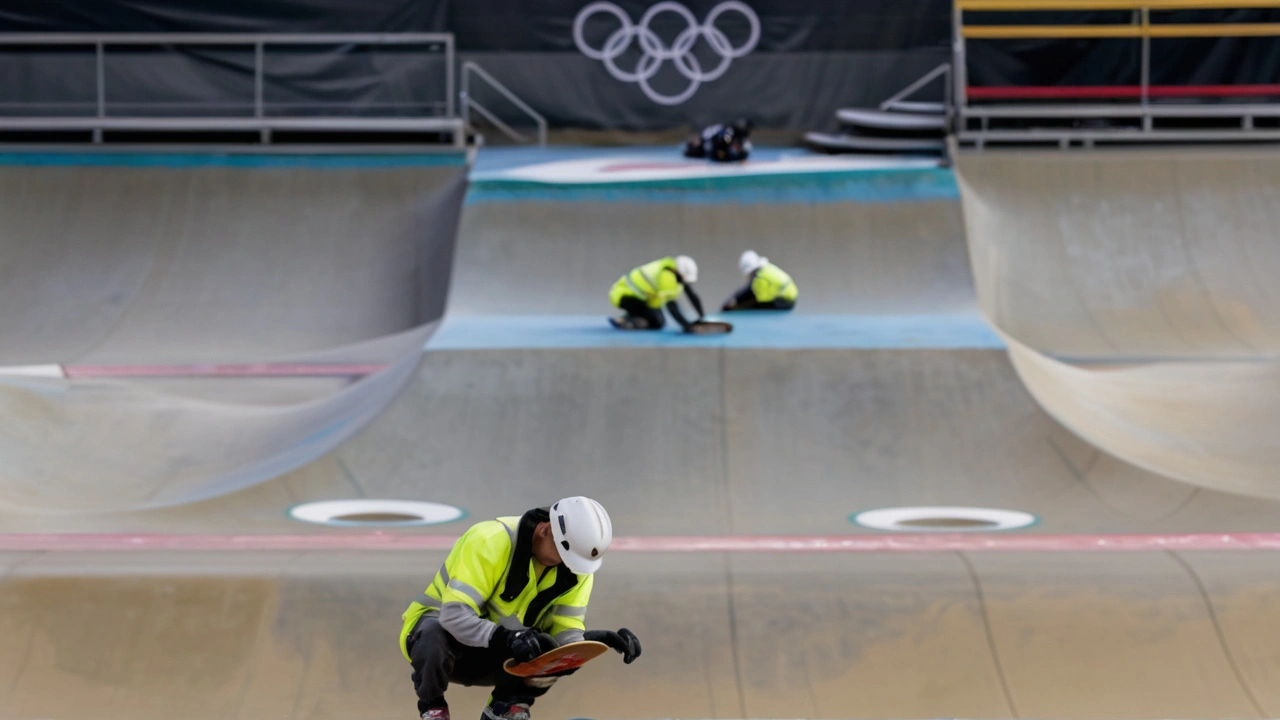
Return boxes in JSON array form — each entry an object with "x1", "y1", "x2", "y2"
[{"x1": 573, "y1": 1, "x2": 761, "y2": 106}]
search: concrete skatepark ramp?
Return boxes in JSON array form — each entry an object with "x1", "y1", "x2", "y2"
[
  {"x1": 3, "y1": 148, "x2": 1280, "y2": 719},
  {"x1": 449, "y1": 191, "x2": 974, "y2": 316},
  {"x1": 956, "y1": 149, "x2": 1280, "y2": 361},
  {"x1": 0, "y1": 159, "x2": 467, "y2": 512},
  {"x1": 957, "y1": 149, "x2": 1280, "y2": 500},
  {"x1": 1, "y1": 548, "x2": 1278, "y2": 719},
  {"x1": 12, "y1": 345, "x2": 1280, "y2": 536}
]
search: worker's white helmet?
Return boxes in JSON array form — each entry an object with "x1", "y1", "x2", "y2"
[
  {"x1": 739, "y1": 250, "x2": 767, "y2": 275},
  {"x1": 675, "y1": 255, "x2": 698, "y2": 283},
  {"x1": 550, "y1": 496, "x2": 613, "y2": 574}
]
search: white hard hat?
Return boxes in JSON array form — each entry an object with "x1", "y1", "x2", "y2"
[
  {"x1": 675, "y1": 255, "x2": 698, "y2": 283},
  {"x1": 739, "y1": 250, "x2": 767, "y2": 275},
  {"x1": 550, "y1": 496, "x2": 613, "y2": 574}
]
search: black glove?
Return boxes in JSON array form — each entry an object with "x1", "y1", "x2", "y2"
[
  {"x1": 490, "y1": 626, "x2": 543, "y2": 664},
  {"x1": 584, "y1": 628, "x2": 642, "y2": 664},
  {"x1": 533, "y1": 631, "x2": 559, "y2": 656}
]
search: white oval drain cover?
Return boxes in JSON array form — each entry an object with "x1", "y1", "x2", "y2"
[
  {"x1": 289, "y1": 499, "x2": 466, "y2": 527},
  {"x1": 851, "y1": 506, "x2": 1037, "y2": 532}
]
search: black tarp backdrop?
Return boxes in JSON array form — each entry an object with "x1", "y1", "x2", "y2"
[
  {"x1": 965, "y1": 9, "x2": 1280, "y2": 91},
  {"x1": 0, "y1": 0, "x2": 948, "y2": 50},
  {"x1": 2, "y1": 2, "x2": 1275, "y2": 130},
  {"x1": 454, "y1": 1, "x2": 952, "y2": 130},
  {"x1": 0, "y1": 0, "x2": 451, "y2": 33},
  {"x1": 0, "y1": 0, "x2": 952, "y2": 131}
]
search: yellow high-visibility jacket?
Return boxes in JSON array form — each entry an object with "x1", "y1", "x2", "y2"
[
  {"x1": 751, "y1": 263, "x2": 798, "y2": 303},
  {"x1": 400, "y1": 510, "x2": 592, "y2": 661},
  {"x1": 609, "y1": 256, "x2": 684, "y2": 309}
]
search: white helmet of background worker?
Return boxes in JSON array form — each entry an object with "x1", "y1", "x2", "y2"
[
  {"x1": 739, "y1": 249, "x2": 768, "y2": 275},
  {"x1": 550, "y1": 496, "x2": 613, "y2": 574},
  {"x1": 675, "y1": 255, "x2": 698, "y2": 283}
]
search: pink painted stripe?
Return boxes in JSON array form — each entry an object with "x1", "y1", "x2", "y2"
[
  {"x1": 0, "y1": 533, "x2": 1279, "y2": 553},
  {"x1": 64, "y1": 363, "x2": 388, "y2": 379},
  {"x1": 601, "y1": 162, "x2": 707, "y2": 173}
]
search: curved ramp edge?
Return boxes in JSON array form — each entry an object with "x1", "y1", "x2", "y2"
[
  {"x1": 0, "y1": 165, "x2": 469, "y2": 513},
  {"x1": 956, "y1": 149, "x2": 1280, "y2": 360},
  {"x1": 957, "y1": 149, "x2": 1280, "y2": 500},
  {"x1": 1003, "y1": 330, "x2": 1280, "y2": 500}
]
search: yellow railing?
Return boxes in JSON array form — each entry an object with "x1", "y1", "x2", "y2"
[
  {"x1": 965, "y1": 22, "x2": 1280, "y2": 37},
  {"x1": 959, "y1": 0, "x2": 1280, "y2": 38}
]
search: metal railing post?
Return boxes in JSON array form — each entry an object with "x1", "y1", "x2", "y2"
[
  {"x1": 460, "y1": 60, "x2": 470, "y2": 126},
  {"x1": 1140, "y1": 6, "x2": 1152, "y2": 131},
  {"x1": 255, "y1": 41, "x2": 267, "y2": 143},
  {"x1": 944, "y1": 65, "x2": 954, "y2": 132},
  {"x1": 953, "y1": 0, "x2": 968, "y2": 132},
  {"x1": 95, "y1": 41, "x2": 106, "y2": 142},
  {"x1": 254, "y1": 41, "x2": 264, "y2": 118},
  {"x1": 445, "y1": 35, "x2": 455, "y2": 118}
]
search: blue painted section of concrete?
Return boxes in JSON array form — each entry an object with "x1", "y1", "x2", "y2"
[
  {"x1": 466, "y1": 145, "x2": 956, "y2": 205},
  {"x1": 427, "y1": 313, "x2": 1005, "y2": 351},
  {"x1": 471, "y1": 145, "x2": 810, "y2": 173},
  {"x1": 0, "y1": 152, "x2": 467, "y2": 168},
  {"x1": 466, "y1": 168, "x2": 958, "y2": 205},
  {"x1": 0, "y1": 148, "x2": 956, "y2": 206}
]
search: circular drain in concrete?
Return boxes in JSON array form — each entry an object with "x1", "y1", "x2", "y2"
[
  {"x1": 850, "y1": 506, "x2": 1037, "y2": 532},
  {"x1": 289, "y1": 499, "x2": 466, "y2": 527}
]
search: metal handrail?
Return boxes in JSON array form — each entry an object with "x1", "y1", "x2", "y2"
[
  {"x1": 0, "y1": 33, "x2": 454, "y2": 44},
  {"x1": 464, "y1": 98, "x2": 532, "y2": 144},
  {"x1": 869, "y1": 63, "x2": 952, "y2": 134},
  {"x1": 0, "y1": 117, "x2": 465, "y2": 130},
  {"x1": 964, "y1": 102, "x2": 1280, "y2": 118},
  {"x1": 460, "y1": 61, "x2": 547, "y2": 146},
  {"x1": 962, "y1": 22, "x2": 1280, "y2": 37},
  {"x1": 952, "y1": 0, "x2": 1280, "y2": 147},
  {"x1": 879, "y1": 63, "x2": 951, "y2": 113},
  {"x1": 0, "y1": 32, "x2": 459, "y2": 142}
]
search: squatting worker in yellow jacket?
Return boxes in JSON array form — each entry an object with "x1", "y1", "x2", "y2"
[
  {"x1": 608, "y1": 254, "x2": 705, "y2": 331},
  {"x1": 401, "y1": 497, "x2": 641, "y2": 720},
  {"x1": 721, "y1": 250, "x2": 798, "y2": 311}
]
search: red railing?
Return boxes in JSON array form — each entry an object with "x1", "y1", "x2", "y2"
[{"x1": 968, "y1": 84, "x2": 1280, "y2": 100}]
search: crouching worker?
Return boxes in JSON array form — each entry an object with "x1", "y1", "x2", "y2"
[
  {"x1": 722, "y1": 250, "x2": 797, "y2": 311},
  {"x1": 683, "y1": 119, "x2": 753, "y2": 162},
  {"x1": 608, "y1": 255, "x2": 705, "y2": 331},
  {"x1": 401, "y1": 497, "x2": 642, "y2": 720}
]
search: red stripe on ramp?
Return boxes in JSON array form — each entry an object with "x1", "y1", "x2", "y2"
[
  {"x1": 64, "y1": 363, "x2": 388, "y2": 379},
  {"x1": 0, "y1": 533, "x2": 1278, "y2": 552}
]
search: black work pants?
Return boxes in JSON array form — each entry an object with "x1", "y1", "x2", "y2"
[
  {"x1": 724, "y1": 286, "x2": 796, "y2": 311},
  {"x1": 618, "y1": 295, "x2": 665, "y2": 330},
  {"x1": 749, "y1": 297, "x2": 795, "y2": 310},
  {"x1": 407, "y1": 617, "x2": 550, "y2": 712}
]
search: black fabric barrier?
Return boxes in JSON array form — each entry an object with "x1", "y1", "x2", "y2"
[
  {"x1": 0, "y1": 0, "x2": 952, "y2": 131},
  {"x1": 966, "y1": 9, "x2": 1280, "y2": 90}
]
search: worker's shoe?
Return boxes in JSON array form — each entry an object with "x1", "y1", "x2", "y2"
[
  {"x1": 421, "y1": 708, "x2": 450, "y2": 720},
  {"x1": 608, "y1": 315, "x2": 649, "y2": 330},
  {"x1": 481, "y1": 701, "x2": 531, "y2": 720}
]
